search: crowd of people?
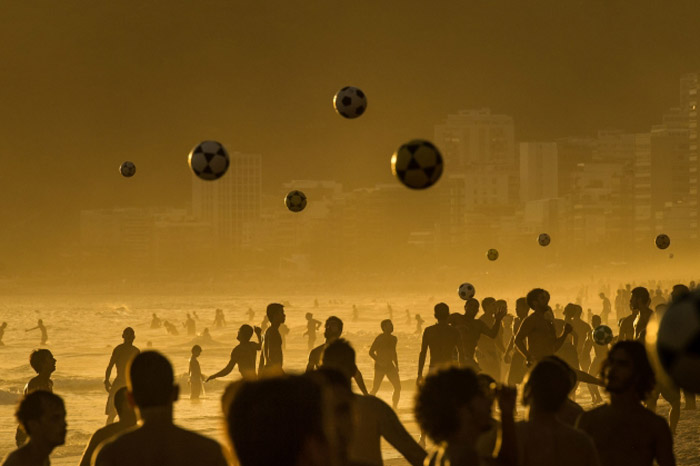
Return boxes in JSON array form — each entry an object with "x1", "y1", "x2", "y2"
[{"x1": 3, "y1": 282, "x2": 697, "y2": 466}]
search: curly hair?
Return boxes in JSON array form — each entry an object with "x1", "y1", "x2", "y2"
[
  {"x1": 601, "y1": 340, "x2": 655, "y2": 400},
  {"x1": 414, "y1": 367, "x2": 479, "y2": 443}
]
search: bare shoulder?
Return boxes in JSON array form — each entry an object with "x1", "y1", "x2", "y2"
[
  {"x1": 2, "y1": 449, "x2": 23, "y2": 466},
  {"x1": 578, "y1": 404, "x2": 609, "y2": 427}
]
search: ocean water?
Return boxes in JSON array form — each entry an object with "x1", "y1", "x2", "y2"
[{"x1": 0, "y1": 294, "x2": 433, "y2": 465}]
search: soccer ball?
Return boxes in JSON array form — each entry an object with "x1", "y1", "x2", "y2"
[
  {"x1": 655, "y1": 234, "x2": 671, "y2": 250},
  {"x1": 655, "y1": 290, "x2": 700, "y2": 392},
  {"x1": 486, "y1": 248, "x2": 499, "y2": 261},
  {"x1": 592, "y1": 325, "x2": 613, "y2": 345},
  {"x1": 333, "y1": 86, "x2": 367, "y2": 119},
  {"x1": 538, "y1": 233, "x2": 551, "y2": 247},
  {"x1": 391, "y1": 140, "x2": 443, "y2": 189},
  {"x1": 458, "y1": 283, "x2": 476, "y2": 300},
  {"x1": 188, "y1": 141, "x2": 230, "y2": 181},
  {"x1": 285, "y1": 190, "x2": 307, "y2": 212},
  {"x1": 119, "y1": 161, "x2": 136, "y2": 177}
]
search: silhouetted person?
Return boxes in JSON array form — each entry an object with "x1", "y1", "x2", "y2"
[
  {"x1": 516, "y1": 358, "x2": 600, "y2": 466},
  {"x1": 303, "y1": 312, "x2": 322, "y2": 350},
  {"x1": 79, "y1": 387, "x2": 136, "y2": 466},
  {"x1": 414, "y1": 314, "x2": 424, "y2": 335},
  {"x1": 415, "y1": 367, "x2": 516, "y2": 466},
  {"x1": 25, "y1": 319, "x2": 47, "y2": 345},
  {"x1": 369, "y1": 319, "x2": 401, "y2": 409},
  {"x1": 405, "y1": 309, "x2": 412, "y2": 325},
  {"x1": 504, "y1": 297, "x2": 530, "y2": 386},
  {"x1": 93, "y1": 351, "x2": 227, "y2": 466},
  {"x1": 630, "y1": 287, "x2": 652, "y2": 341},
  {"x1": 150, "y1": 314, "x2": 162, "y2": 329},
  {"x1": 307, "y1": 316, "x2": 369, "y2": 394},
  {"x1": 587, "y1": 315, "x2": 606, "y2": 404},
  {"x1": 207, "y1": 325, "x2": 262, "y2": 381},
  {"x1": 163, "y1": 320, "x2": 179, "y2": 336},
  {"x1": 213, "y1": 309, "x2": 226, "y2": 329},
  {"x1": 352, "y1": 304, "x2": 359, "y2": 322},
  {"x1": 599, "y1": 293, "x2": 611, "y2": 326},
  {"x1": 227, "y1": 374, "x2": 338, "y2": 466},
  {"x1": 417, "y1": 303, "x2": 461, "y2": 387},
  {"x1": 189, "y1": 345, "x2": 205, "y2": 400},
  {"x1": 280, "y1": 322, "x2": 290, "y2": 350},
  {"x1": 577, "y1": 341, "x2": 675, "y2": 466},
  {"x1": 0, "y1": 321, "x2": 7, "y2": 345},
  {"x1": 457, "y1": 298, "x2": 506, "y2": 371},
  {"x1": 2, "y1": 391, "x2": 66, "y2": 466},
  {"x1": 261, "y1": 303, "x2": 285, "y2": 375},
  {"x1": 669, "y1": 284, "x2": 696, "y2": 410},
  {"x1": 387, "y1": 303, "x2": 393, "y2": 320},
  {"x1": 314, "y1": 298, "x2": 319, "y2": 308},
  {"x1": 104, "y1": 327, "x2": 140, "y2": 424},
  {"x1": 477, "y1": 298, "x2": 506, "y2": 380},
  {"x1": 322, "y1": 339, "x2": 427, "y2": 466},
  {"x1": 16, "y1": 349, "x2": 56, "y2": 447},
  {"x1": 183, "y1": 313, "x2": 196, "y2": 337},
  {"x1": 514, "y1": 288, "x2": 572, "y2": 366}
]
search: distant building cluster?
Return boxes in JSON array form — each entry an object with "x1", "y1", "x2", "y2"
[{"x1": 78, "y1": 74, "x2": 700, "y2": 277}]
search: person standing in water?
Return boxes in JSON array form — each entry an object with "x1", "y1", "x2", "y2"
[
  {"x1": 188, "y1": 345, "x2": 205, "y2": 400},
  {"x1": 15, "y1": 349, "x2": 57, "y2": 446},
  {"x1": 104, "y1": 327, "x2": 140, "y2": 424},
  {"x1": 303, "y1": 312, "x2": 322, "y2": 350},
  {"x1": 260, "y1": 303, "x2": 285, "y2": 375},
  {"x1": 25, "y1": 319, "x2": 47, "y2": 345},
  {"x1": 0, "y1": 322, "x2": 7, "y2": 345},
  {"x1": 207, "y1": 325, "x2": 262, "y2": 381},
  {"x1": 415, "y1": 314, "x2": 424, "y2": 335},
  {"x1": 369, "y1": 319, "x2": 401, "y2": 409}
]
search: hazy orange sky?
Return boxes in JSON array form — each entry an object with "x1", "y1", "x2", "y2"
[{"x1": 1, "y1": 1, "x2": 699, "y2": 272}]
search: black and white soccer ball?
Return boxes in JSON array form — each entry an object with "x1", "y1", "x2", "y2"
[
  {"x1": 119, "y1": 161, "x2": 136, "y2": 177},
  {"x1": 188, "y1": 141, "x2": 230, "y2": 181},
  {"x1": 655, "y1": 290, "x2": 700, "y2": 393},
  {"x1": 458, "y1": 283, "x2": 476, "y2": 300},
  {"x1": 538, "y1": 233, "x2": 551, "y2": 247},
  {"x1": 391, "y1": 140, "x2": 443, "y2": 189},
  {"x1": 592, "y1": 325, "x2": 613, "y2": 345},
  {"x1": 285, "y1": 190, "x2": 307, "y2": 213},
  {"x1": 655, "y1": 234, "x2": 671, "y2": 250},
  {"x1": 486, "y1": 248, "x2": 499, "y2": 261},
  {"x1": 333, "y1": 86, "x2": 367, "y2": 119}
]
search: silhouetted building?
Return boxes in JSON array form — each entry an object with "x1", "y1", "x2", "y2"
[
  {"x1": 519, "y1": 142, "x2": 559, "y2": 202},
  {"x1": 680, "y1": 73, "x2": 699, "y2": 239}
]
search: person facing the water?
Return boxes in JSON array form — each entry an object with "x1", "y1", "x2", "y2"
[
  {"x1": 93, "y1": 351, "x2": 227, "y2": 466},
  {"x1": 26, "y1": 319, "x2": 48, "y2": 345},
  {"x1": 104, "y1": 327, "x2": 140, "y2": 424},
  {"x1": 261, "y1": 303, "x2": 285, "y2": 374},
  {"x1": 150, "y1": 314, "x2": 162, "y2": 329},
  {"x1": 457, "y1": 298, "x2": 507, "y2": 370},
  {"x1": 303, "y1": 312, "x2": 322, "y2": 350},
  {"x1": 15, "y1": 349, "x2": 57, "y2": 447},
  {"x1": 79, "y1": 387, "x2": 136, "y2": 466},
  {"x1": 369, "y1": 319, "x2": 401, "y2": 409},
  {"x1": 207, "y1": 325, "x2": 262, "y2": 381},
  {"x1": 0, "y1": 321, "x2": 7, "y2": 345},
  {"x1": 417, "y1": 303, "x2": 461, "y2": 385},
  {"x1": 189, "y1": 345, "x2": 205, "y2": 400},
  {"x1": 183, "y1": 314, "x2": 196, "y2": 336},
  {"x1": 2, "y1": 391, "x2": 67, "y2": 466}
]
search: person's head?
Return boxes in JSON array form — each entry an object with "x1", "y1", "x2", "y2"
[
  {"x1": 38, "y1": 319, "x2": 43, "y2": 325},
  {"x1": 415, "y1": 367, "x2": 491, "y2": 444},
  {"x1": 16, "y1": 391, "x2": 66, "y2": 448},
  {"x1": 380, "y1": 319, "x2": 393, "y2": 334},
  {"x1": 522, "y1": 357, "x2": 574, "y2": 412},
  {"x1": 324, "y1": 316, "x2": 344, "y2": 341},
  {"x1": 481, "y1": 297, "x2": 496, "y2": 315},
  {"x1": 29, "y1": 349, "x2": 55, "y2": 375},
  {"x1": 495, "y1": 299, "x2": 507, "y2": 314},
  {"x1": 591, "y1": 314, "x2": 601, "y2": 328},
  {"x1": 321, "y1": 339, "x2": 357, "y2": 382},
  {"x1": 671, "y1": 284, "x2": 690, "y2": 303},
  {"x1": 113, "y1": 386, "x2": 136, "y2": 424},
  {"x1": 526, "y1": 288, "x2": 549, "y2": 312},
  {"x1": 601, "y1": 341, "x2": 655, "y2": 401},
  {"x1": 515, "y1": 297, "x2": 529, "y2": 318},
  {"x1": 228, "y1": 375, "x2": 333, "y2": 466},
  {"x1": 127, "y1": 351, "x2": 178, "y2": 411},
  {"x1": 266, "y1": 303, "x2": 286, "y2": 325},
  {"x1": 630, "y1": 287, "x2": 651, "y2": 311},
  {"x1": 306, "y1": 312, "x2": 313, "y2": 320},
  {"x1": 1, "y1": 321, "x2": 6, "y2": 329},
  {"x1": 434, "y1": 302, "x2": 450, "y2": 322},
  {"x1": 464, "y1": 298, "x2": 480, "y2": 318},
  {"x1": 191, "y1": 345, "x2": 202, "y2": 357},
  {"x1": 599, "y1": 292, "x2": 605, "y2": 299},
  {"x1": 122, "y1": 327, "x2": 135, "y2": 344},
  {"x1": 563, "y1": 303, "x2": 577, "y2": 319},
  {"x1": 238, "y1": 324, "x2": 254, "y2": 342},
  {"x1": 152, "y1": 313, "x2": 157, "y2": 318}
]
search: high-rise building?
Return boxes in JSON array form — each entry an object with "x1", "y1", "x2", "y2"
[
  {"x1": 680, "y1": 73, "x2": 699, "y2": 239},
  {"x1": 191, "y1": 151, "x2": 262, "y2": 251},
  {"x1": 519, "y1": 142, "x2": 558, "y2": 202}
]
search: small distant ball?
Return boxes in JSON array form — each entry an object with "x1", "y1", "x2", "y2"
[
  {"x1": 486, "y1": 248, "x2": 499, "y2": 261},
  {"x1": 391, "y1": 140, "x2": 443, "y2": 189},
  {"x1": 458, "y1": 282, "x2": 476, "y2": 300},
  {"x1": 592, "y1": 325, "x2": 613, "y2": 345},
  {"x1": 656, "y1": 290, "x2": 700, "y2": 393},
  {"x1": 333, "y1": 86, "x2": 367, "y2": 119},
  {"x1": 655, "y1": 234, "x2": 671, "y2": 250},
  {"x1": 669, "y1": 253, "x2": 674, "y2": 259},
  {"x1": 538, "y1": 233, "x2": 551, "y2": 247},
  {"x1": 285, "y1": 190, "x2": 307, "y2": 213},
  {"x1": 119, "y1": 161, "x2": 136, "y2": 177},
  {"x1": 188, "y1": 141, "x2": 230, "y2": 181}
]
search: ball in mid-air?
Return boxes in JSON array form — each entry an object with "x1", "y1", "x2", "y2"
[
  {"x1": 486, "y1": 248, "x2": 499, "y2": 261},
  {"x1": 655, "y1": 290, "x2": 700, "y2": 393},
  {"x1": 188, "y1": 141, "x2": 230, "y2": 181},
  {"x1": 538, "y1": 233, "x2": 551, "y2": 247},
  {"x1": 119, "y1": 161, "x2": 136, "y2": 177},
  {"x1": 285, "y1": 190, "x2": 307, "y2": 212},
  {"x1": 333, "y1": 86, "x2": 367, "y2": 119},
  {"x1": 592, "y1": 325, "x2": 613, "y2": 345},
  {"x1": 655, "y1": 234, "x2": 671, "y2": 250},
  {"x1": 458, "y1": 283, "x2": 476, "y2": 300},
  {"x1": 391, "y1": 140, "x2": 443, "y2": 189}
]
